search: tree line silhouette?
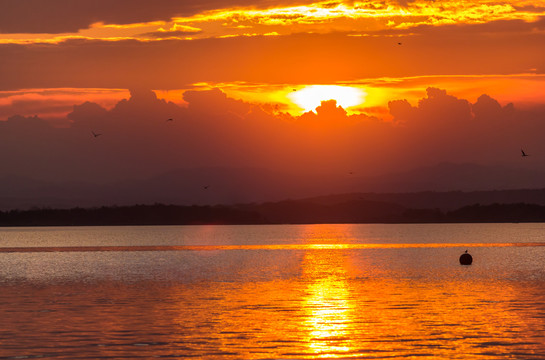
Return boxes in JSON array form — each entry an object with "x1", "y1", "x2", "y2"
[{"x1": 1, "y1": 201, "x2": 545, "y2": 226}]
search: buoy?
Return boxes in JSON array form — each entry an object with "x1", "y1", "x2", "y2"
[{"x1": 459, "y1": 250, "x2": 473, "y2": 265}]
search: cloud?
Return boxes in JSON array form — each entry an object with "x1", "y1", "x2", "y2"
[
  {"x1": 388, "y1": 87, "x2": 474, "y2": 143},
  {"x1": 139, "y1": 25, "x2": 203, "y2": 38},
  {"x1": 472, "y1": 94, "x2": 514, "y2": 122},
  {"x1": 0, "y1": 87, "x2": 544, "y2": 187},
  {"x1": 388, "y1": 87, "x2": 514, "y2": 124},
  {"x1": 0, "y1": 0, "x2": 316, "y2": 34},
  {"x1": 415, "y1": 87, "x2": 472, "y2": 123},
  {"x1": 0, "y1": 88, "x2": 128, "y2": 126},
  {"x1": 0, "y1": 87, "x2": 391, "y2": 182},
  {"x1": 139, "y1": 30, "x2": 203, "y2": 39},
  {"x1": 388, "y1": 87, "x2": 545, "y2": 166},
  {"x1": 391, "y1": 0, "x2": 415, "y2": 7},
  {"x1": 513, "y1": 5, "x2": 545, "y2": 13},
  {"x1": 0, "y1": 97, "x2": 73, "y2": 121},
  {"x1": 67, "y1": 101, "x2": 108, "y2": 124},
  {"x1": 4, "y1": 114, "x2": 53, "y2": 131},
  {"x1": 312, "y1": 99, "x2": 347, "y2": 119},
  {"x1": 378, "y1": 17, "x2": 545, "y2": 35}
]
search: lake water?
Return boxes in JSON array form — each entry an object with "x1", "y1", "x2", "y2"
[{"x1": 1, "y1": 223, "x2": 545, "y2": 359}]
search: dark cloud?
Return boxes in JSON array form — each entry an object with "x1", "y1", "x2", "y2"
[
  {"x1": 513, "y1": 5, "x2": 545, "y2": 13},
  {"x1": 416, "y1": 87, "x2": 472, "y2": 123},
  {"x1": 387, "y1": 87, "x2": 545, "y2": 166},
  {"x1": 377, "y1": 17, "x2": 545, "y2": 35},
  {"x1": 389, "y1": 87, "x2": 515, "y2": 125},
  {"x1": 0, "y1": 0, "x2": 315, "y2": 33},
  {"x1": 1, "y1": 87, "x2": 544, "y2": 187},
  {"x1": 472, "y1": 94, "x2": 514, "y2": 122},
  {"x1": 0, "y1": 98, "x2": 73, "y2": 120},
  {"x1": 312, "y1": 99, "x2": 347, "y2": 119},
  {"x1": 0, "y1": 88, "x2": 389, "y2": 182},
  {"x1": 390, "y1": 0, "x2": 416, "y2": 7},
  {"x1": 5, "y1": 114, "x2": 52, "y2": 130},
  {"x1": 139, "y1": 29, "x2": 203, "y2": 39}
]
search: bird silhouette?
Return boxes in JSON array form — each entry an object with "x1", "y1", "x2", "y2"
[
  {"x1": 398, "y1": 42, "x2": 402, "y2": 45},
  {"x1": 166, "y1": 118, "x2": 174, "y2": 122},
  {"x1": 203, "y1": 185, "x2": 210, "y2": 190},
  {"x1": 521, "y1": 148, "x2": 529, "y2": 157},
  {"x1": 91, "y1": 131, "x2": 102, "y2": 138}
]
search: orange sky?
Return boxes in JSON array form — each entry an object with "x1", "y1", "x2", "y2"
[
  {"x1": 0, "y1": 0, "x2": 544, "y2": 184},
  {"x1": 0, "y1": 0, "x2": 543, "y2": 115}
]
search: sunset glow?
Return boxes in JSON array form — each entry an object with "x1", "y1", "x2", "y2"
[
  {"x1": 3, "y1": 1, "x2": 545, "y2": 358},
  {"x1": 0, "y1": 0, "x2": 543, "y2": 186},
  {"x1": 1, "y1": 1, "x2": 543, "y2": 44},
  {"x1": 290, "y1": 85, "x2": 367, "y2": 112}
]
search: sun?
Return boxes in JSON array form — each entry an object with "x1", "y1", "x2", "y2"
[{"x1": 289, "y1": 85, "x2": 366, "y2": 112}]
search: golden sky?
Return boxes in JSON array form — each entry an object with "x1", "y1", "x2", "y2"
[
  {"x1": 0, "y1": 0, "x2": 544, "y2": 184},
  {"x1": 1, "y1": 0, "x2": 543, "y2": 113}
]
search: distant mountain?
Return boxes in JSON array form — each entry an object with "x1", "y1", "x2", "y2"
[
  {"x1": 243, "y1": 199, "x2": 407, "y2": 224},
  {"x1": 1, "y1": 162, "x2": 545, "y2": 210},
  {"x1": 299, "y1": 189, "x2": 545, "y2": 212}
]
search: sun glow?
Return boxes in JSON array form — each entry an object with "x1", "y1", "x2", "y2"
[{"x1": 289, "y1": 85, "x2": 366, "y2": 112}]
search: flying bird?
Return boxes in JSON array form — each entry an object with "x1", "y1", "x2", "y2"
[
  {"x1": 397, "y1": 42, "x2": 402, "y2": 45},
  {"x1": 521, "y1": 149, "x2": 529, "y2": 157},
  {"x1": 203, "y1": 185, "x2": 210, "y2": 190},
  {"x1": 166, "y1": 118, "x2": 174, "y2": 122},
  {"x1": 91, "y1": 131, "x2": 102, "y2": 138}
]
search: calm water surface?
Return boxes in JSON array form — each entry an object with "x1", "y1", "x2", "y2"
[{"x1": 1, "y1": 223, "x2": 545, "y2": 359}]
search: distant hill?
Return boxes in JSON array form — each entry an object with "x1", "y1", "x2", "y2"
[
  {"x1": 302, "y1": 189, "x2": 545, "y2": 212},
  {"x1": 242, "y1": 199, "x2": 407, "y2": 224}
]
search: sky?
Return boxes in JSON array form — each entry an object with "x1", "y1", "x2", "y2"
[{"x1": 1, "y1": 0, "x2": 545, "y2": 185}]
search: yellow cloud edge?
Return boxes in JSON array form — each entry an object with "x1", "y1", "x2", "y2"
[{"x1": 0, "y1": 1, "x2": 542, "y2": 44}]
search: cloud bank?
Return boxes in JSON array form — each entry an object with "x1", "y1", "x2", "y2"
[
  {"x1": 0, "y1": 0, "x2": 311, "y2": 33},
  {"x1": 0, "y1": 87, "x2": 544, "y2": 185}
]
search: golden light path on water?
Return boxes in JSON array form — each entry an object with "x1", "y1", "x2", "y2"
[
  {"x1": 299, "y1": 225, "x2": 354, "y2": 357},
  {"x1": 1, "y1": 242, "x2": 544, "y2": 252},
  {"x1": 292, "y1": 224, "x2": 545, "y2": 358},
  {"x1": 304, "y1": 251, "x2": 353, "y2": 357}
]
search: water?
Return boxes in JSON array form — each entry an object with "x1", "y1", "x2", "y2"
[{"x1": 1, "y1": 223, "x2": 545, "y2": 359}]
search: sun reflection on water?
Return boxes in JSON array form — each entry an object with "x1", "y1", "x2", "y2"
[
  {"x1": 300, "y1": 225, "x2": 357, "y2": 358},
  {"x1": 294, "y1": 224, "x2": 545, "y2": 359},
  {"x1": 303, "y1": 252, "x2": 353, "y2": 357}
]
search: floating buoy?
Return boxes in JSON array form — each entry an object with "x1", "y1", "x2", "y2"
[{"x1": 459, "y1": 250, "x2": 473, "y2": 265}]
